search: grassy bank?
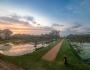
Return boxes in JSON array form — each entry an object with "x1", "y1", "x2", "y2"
[
  {"x1": 55, "y1": 40, "x2": 90, "y2": 70},
  {"x1": 0, "y1": 39, "x2": 90, "y2": 70}
]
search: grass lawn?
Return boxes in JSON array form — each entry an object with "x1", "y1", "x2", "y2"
[
  {"x1": 0, "y1": 39, "x2": 90, "y2": 70},
  {"x1": 55, "y1": 40, "x2": 90, "y2": 70}
]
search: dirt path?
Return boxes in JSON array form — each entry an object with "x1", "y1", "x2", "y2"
[
  {"x1": 42, "y1": 39, "x2": 64, "y2": 62},
  {"x1": 0, "y1": 59, "x2": 24, "y2": 70}
]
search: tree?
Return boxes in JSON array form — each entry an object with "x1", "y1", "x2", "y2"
[
  {"x1": 0, "y1": 29, "x2": 12, "y2": 40},
  {"x1": 3, "y1": 29, "x2": 12, "y2": 39}
]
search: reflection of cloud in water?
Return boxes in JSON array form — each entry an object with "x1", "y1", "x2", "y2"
[
  {"x1": 0, "y1": 43, "x2": 12, "y2": 51},
  {"x1": 0, "y1": 43, "x2": 48, "y2": 56}
]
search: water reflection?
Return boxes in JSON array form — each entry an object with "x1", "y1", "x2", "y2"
[
  {"x1": 0, "y1": 43, "x2": 49, "y2": 56},
  {"x1": 71, "y1": 42, "x2": 90, "y2": 60}
]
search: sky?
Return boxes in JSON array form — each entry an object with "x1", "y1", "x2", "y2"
[{"x1": 0, "y1": 0, "x2": 90, "y2": 36}]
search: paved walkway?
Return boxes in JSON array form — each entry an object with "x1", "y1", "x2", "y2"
[{"x1": 42, "y1": 39, "x2": 64, "y2": 62}]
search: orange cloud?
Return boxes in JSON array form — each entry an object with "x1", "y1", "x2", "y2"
[{"x1": 0, "y1": 22, "x2": 50, "y2": 35}]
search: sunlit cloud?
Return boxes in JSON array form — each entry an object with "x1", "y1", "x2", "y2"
[
  {"x1": 0, "y1": 5, "x2": 51, "y2": 27},
  {"x1": 0, "y1": 21, "x2": 51, "y2": 35},
  {"x1": 0, "y1": 5, "x2": 52, "y2": 35}
]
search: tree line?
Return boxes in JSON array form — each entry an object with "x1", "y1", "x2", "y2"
[
  {"x1": 0, "y1": 29, "x2": 60, "y2": 44},
  {"x1": 67, "y1": 34, "x2": 90, "y2": 43}
]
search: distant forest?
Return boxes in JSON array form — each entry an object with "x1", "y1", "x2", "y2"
[
  {"x1": 67, "y1": 34, "x2": 90, "y2": 43},
  {"x1": 0, "y1": 29, "x2": 60, "y2": 44}
]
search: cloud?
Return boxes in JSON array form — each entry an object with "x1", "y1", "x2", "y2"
[
  {"x1": 0, "y1": 13, "x2": 48, "y2": 27},
  {"x1": 75, "y1": 26, "x2": 90, "y2": 34},
  {"x1": 70, "y1": 23, "x2": 82, "y2": 29},
  {"x1": 0, "y1": 21, "x2": 52, "y2": 35},
  {"x1": 52, "y1": 23, "x2": 64, "y2": 27},
  {"x1": 0, "y1": 14, "x2": 35, "y2": 26},
  {"x1": 0, "y1": 14, "x2": 52, "y2": 35},
  {"x1": 0, "y1": 16, "x2": 20, "y2": 23},
  {"x1": 43, "y1": 26, "x2": 53, "y2": 31},
  {"x1": 59, "y1": 22, "x2": 85, "y2": 36},
  {"x1": 24, "y1": 16, "x2": 34, "y2": 21},
  {"x1": 64, "y1": 23, "x2": 90, "y2": 35},
  {"x1": 51, "y1": 23, "x2": 65, "y2": 31},
  {"x1": 24, "y1": 16, "x2": 40, "y2": 27}
]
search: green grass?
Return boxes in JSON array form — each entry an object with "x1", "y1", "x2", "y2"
[
  {"x1": 55, "y1": 40, "x2": 90, "y2": 70},
  {"x1": 0, "y1": 39, "x2": 90, "y2": 70}
]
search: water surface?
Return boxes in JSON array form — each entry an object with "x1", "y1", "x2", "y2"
[{"x1": 0, "y1": 43, "x2": 48, "y2": 56}]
